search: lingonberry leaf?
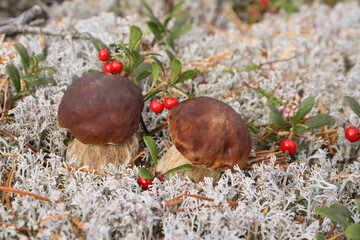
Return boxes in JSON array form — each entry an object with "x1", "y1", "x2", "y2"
[
  {"x1": 140, "y1": 0, "x2": 164, "y2": 31},
  {"x1": 345, "y1": 224, "x2": 360, "y2": 240},
  {"x1": 173, "y1": 10, "x2": 191, "y2": 28},
  {"x1": 13, "y1": 43, "x2": 30, "y2": 71},
  {"x1": 21, "y1": 75, "x2": 36, "y2": 83},
  {"x1": 117, "y1": 42, "x2": 131, "y2": 55},
  {"x1": 171, "y1": 58, "x2": 182, "y2": 83},
  {"x1": 143, "y1": 136, "x2": 158, "y2": 168},
  {"x1": 170, "y1": 0, "x2": 185, "y2": 16},
  {"x1": 173, "y1": 85, "x2": 191, "y2": 98},
  {"x1": 135, "y1": 62, "x2": 152, "y2": 81},
  {"x1": 170, "y1": 22, "x2": 192, "y2": 41},
  {"x1": 355, "y1": 196, "x2": 360, "y2": 215},
  {"x1": 314, "y1": 233, "x2": 327, "y2": 240},
  {"x1": 344, "y1": 96, "x2": 360, "y2": 118},
  {"x1": 130, "y1": 25, "x2": 142, "y2": 50},
  {"x1": 14, "y1": 90, "x2": 29, "y2": 99},
  {"x1": 269, "y1": 113, "x2": 287, "y2": 130},
  {"x1": 35, "y1": 67, "x2": 57, "y2": 74},
  {"x1": 5, "y1": 64, "x2": 21, "y2": 92},
  {"x1": 151, "y1": 62, "x2": 159, "y2": 88},
  {"x1": 27, "y1": 78, "x2": 56, "y2": 88},
  {"x1": 294, "y1": 113, "x2": 332, "y2": 133},
  {"x1": 34, "y1": 53, "x2": 46, "y2": 63},
  {"x1": 316, "y1": 203, "x2": 354, "y2": 228},
  {"x1": 131, "y1": 50, "x2": 141, "y2": 66},
  {"x1": 293, "y1": 96, "x2": 315, "y2": 125},
  {"x1": 91, "y1": 38, "x2": 111, "y2": 53},
  {"x1": 139, "y1": 167, "x2": 154, "y2": 180},
  {"x1": 165, "y1": 49, "x2": 175, "y2": 62},
  {"x1": 151, "y1": 56, "x2": 165, "y2": 77},
  {"x1": 174, "y1": 69, "x2": 197, "y2": 84},
  {"x1": 164, "y1": 36, "x2": 175, "y2": 50},
  {"x1": 146, "y1": 21, "x2": 163, "y2": 40},
  {"x1": 144, "y1": 89, "x2": 162, "y2": 101},
  {"x1": 266, "y1": 102, "x2": 282, "y2": 117},
  {"x1": 163, "y1": 164, "x2": 192, "y2": 176}
]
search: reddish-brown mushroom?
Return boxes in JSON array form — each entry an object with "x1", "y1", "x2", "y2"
[
  {"x1": 157, "y1": 97, "x2": 252, "y2": 182},
  {"x1": 58, "y1": 72, "x2": 144, "y2": 169}
]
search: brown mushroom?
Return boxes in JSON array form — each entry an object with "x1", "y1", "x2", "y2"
[
  {"x1": 58, "y1": 72, "x2": 144, "y2": 169},
  {"x1": 157, "y1": 97, "x2": 252, "y2": 182}
]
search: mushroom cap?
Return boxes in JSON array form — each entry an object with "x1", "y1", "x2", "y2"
[
  {"x1": 168, "y1": 97, "x2": 252, "y2": 170},
  {"x1": 58, "y1": 72, "x2": 144, "y2": 145}
]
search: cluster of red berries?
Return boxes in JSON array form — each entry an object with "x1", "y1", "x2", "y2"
[
  {"x1": 345, "y1": 126, "x2": 360, "y2": 142},
  {"x1": 138, "y1": 172, "x2": 164, "y2": 190},
  {"x1": 150, "y1": 97, "x2": 178, "y2": 113},
  {"x1": 98, "y1": 48, "x2": 124, "y2": 75}
]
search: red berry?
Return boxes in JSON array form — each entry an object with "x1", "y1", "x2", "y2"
[
  {"x1": 345, "y1": 126, "x2": 360, "y2": 142},
  {"x1": 280, "y1": 139, "x2": 297, "y2": 155},
  {"x1": 103, "y1": 62, "x2": 113, "y2": 74},
  {"x1": 110, "y1": 61, "x2": 123, "y2": 74},
  {"x1": 163, "y1": 97, "x2": 178, "y2": 109},
  {"x1": 260, "y1": 0, "x2": 268, "y2": 3},
  {"x1": 150, "y1": 99, "x2": 164, "y2": 113},
  {"x1": 98, "y1": 48, "x2": 110, "y2": 62},
  {"x1": 137, "y1": 177, "x2": 153, "y2": 190}
]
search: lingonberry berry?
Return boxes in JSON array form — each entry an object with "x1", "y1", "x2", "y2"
[
  {"x1": 137, "y1": 177, "x2": 153, "y2": 190},
  {"x1": 103, "y1": 62, "x2": 113, "y2": 74},
  {"x1": 280, "y1": 139, "x2": 296, "y2": 154},
  {"x1": 150, "y1": 99, "x2": 164, "y2": 113},
  {"x1": 345, "y1": 126, "x2": 360, "y2": 142},
  {"x1": 163, "y1": 97, "x2": 178, "y2": 109},
  {"x1": 98, "y1": 48, "x2": 110, "y2": 62},
  {"x1": 110, "y1": 61, "x2": 123, "y2": 74}
]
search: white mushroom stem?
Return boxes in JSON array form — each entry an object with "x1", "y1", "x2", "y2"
[
  {"x1": 157, "y1": 145, "x2": 221, "y2": 183},
  {"x1": 66, "y1": 134, "x2": 139, "y2": 170}
]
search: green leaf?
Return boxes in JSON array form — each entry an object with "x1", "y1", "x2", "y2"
[
  {"x1": 34, "y1": 53, "x2": 46, "y2": 63},
  {"x1": 146, "y1": 21, "x2": 163, "y2": 40},
  {"x1": 135, "y1": 62, "x2": 152, "y2": 81},
  {"x1": 293, "y1": 96, "x2": 315, "y2": 125},
  {"x1": 151, "y1": 56, "x2": 165, "y2": 77},
  {"x1": 131, "y1": 50, "x2": 141, "y2": 66},
  {"x1": 143, "y1": 136, "x2": 158, "y2": 168},
  {"x1": 173, "y1": 10, "x2": 191, "y2": 28},
  {"x1": 91, "y1": 38, "x2": 111, "y2": 53},
  {"x1": 14, "y1": 90, "x2": 29, "y2": 99},
  {"x1": 136, "y1": 70, "x2": 152, "y2": 82},
  {"x1": 295, "y1": 113, "x2": 332, "y2": 133},
  {"x1": 129, "y1": 25, "x2": 142, "y2": 50},
  {"x1": 13, "y1": 43, "x2": 29, "y2": 70},
  {"x1": 171, "y1": 58, "x2": 182, "y2": 83},
  {"x1": 345, "y1": 224, "x2": 360, "y2": 240},
  {"x1": 140, "y1": 0, "x2": 165, "y2": 31},
  {"x1": 269, "y1": 113, "x2": 287, "y2": 130},
  {"x1": 144, "y1": 89, "x2": 162, "y2": 101},
  {"x1": 151, "y1": 61, "x2": 159, "y2": 88},
  {"x1": 314, "y1": 233, "x2": 327, "y2": 240},
  {"x1": 174, "y1": 69, "x2": 197, "y2": 84},
  {"x1": 266, "y1": 102, "x2": 282, "y2": 117},
  {"x1": 316, "y1": 203, "x2": 354, "y2": 228},
  {"x1": 344, "y1": 96, "x2": 360, "y2": 118},
  {"x1": 5, "y1": 64, "x2": 21, "y2": 92},
  {"x1": 164, "y1": 16, "x2": 173, "y2": 29},
  {"x1": 165, "y1": 49, "x2": 175, "y2": 62},
  {"x1": 35, "y1": 67, "x2": 57, "y2": 73},
  {"x1": 27, "y1": 78, "x2": 56, "y2": 88},
  {"x1": 21, "y1": 75, "x2": 36, "y2": 83},
  {"x1": 170, "y1": 22, "x2": 192, "y2": 41},
  {"x1": 163, "y1": 164, "x2": 192, "y2": 176},
  {"x1": 139, "y1": 167, "x2": 154, "y2": 180},
  {"x1": 170, "y1": 0, "x2": 185, "y2": 16},
  {"x1": 355, "y1": 197, "x2": 360, "y2": 215}
]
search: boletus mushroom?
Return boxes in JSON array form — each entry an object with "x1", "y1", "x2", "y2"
[
  {"x1": 58, "y1": 72, "x2": 144, "y2": 169},
  {"x1": 157, "y1": 97, "x2": 252, "y2": 182}
]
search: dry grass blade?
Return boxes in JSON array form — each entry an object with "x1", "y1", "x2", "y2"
[
  {"x1": 63, "y1": 165, "x2": 107, "y2": 176},
  {"x1": 0, "y1": 186, "x2": 64, "y2": 203},
  {"x1": 36, "y1": 227, "x2": 63, "y2": 240},
  {"x1": 68, "y1": 214, "x2": 87, "y2": 232},
  {"x1": 0, "y1": 129, "x2": 37, "y2": 155},
  {"x1": 36, "y1": 214, "x2": 67, "y2": 223},
  {"x1": 128, "y1": 149, "x2": 146, "y2": 165}
]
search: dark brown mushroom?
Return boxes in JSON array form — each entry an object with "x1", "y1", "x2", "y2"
[
  {"x1": 157, "y1": 97, "x2": 252, "y2": 182},
  {"x1": 58, "y1": 72, "x2": 144, "y2": 169}
]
